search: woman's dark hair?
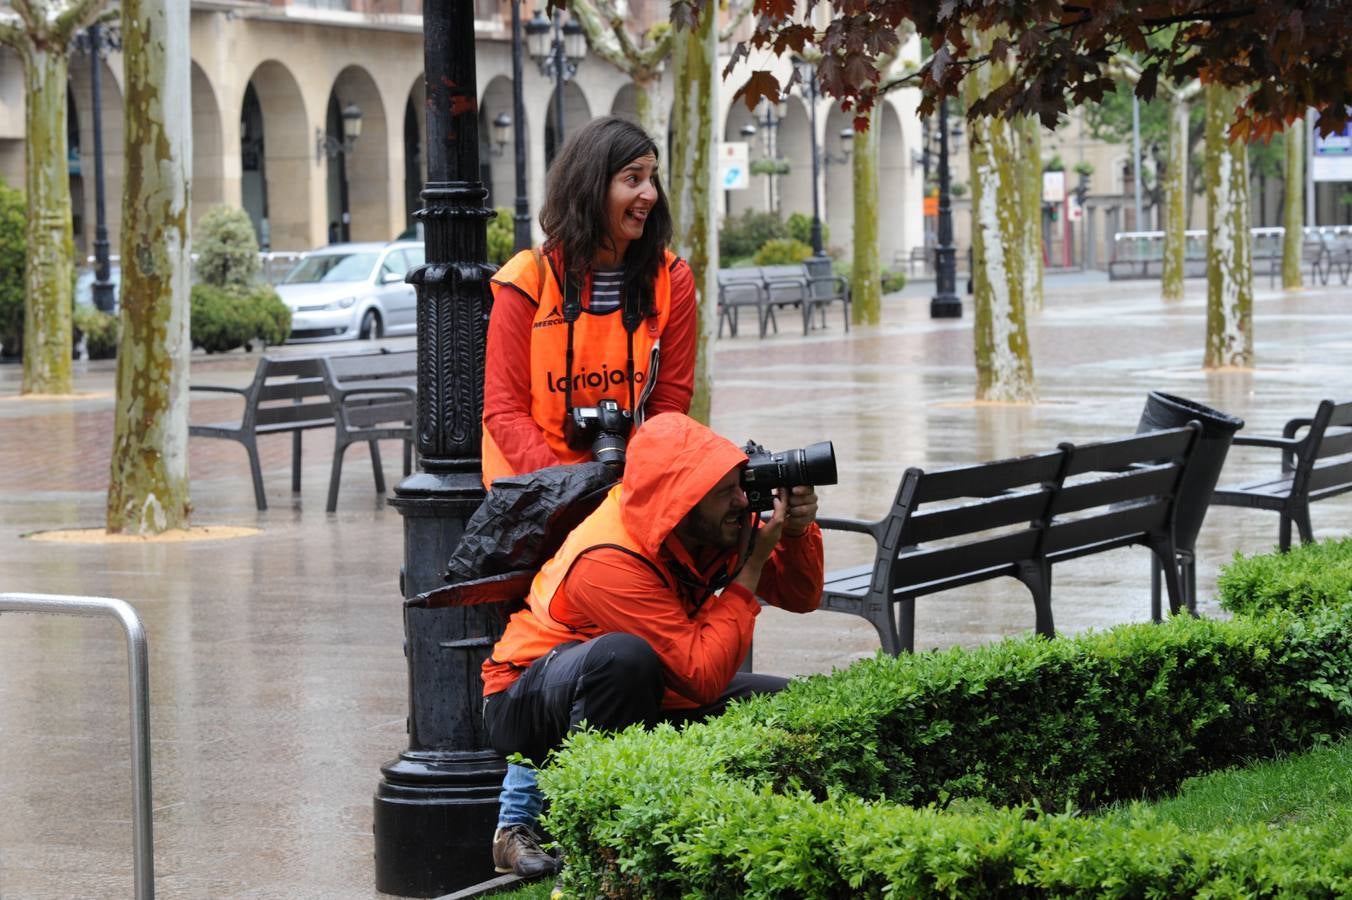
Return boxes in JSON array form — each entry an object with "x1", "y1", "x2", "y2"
[{"x1": 539, "y1": 116, "x2": 674, "y2": 317}]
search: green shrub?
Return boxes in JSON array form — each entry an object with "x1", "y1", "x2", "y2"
[
  {"x1": 487, "y1": 206, "x2": 515, "y2": 265},
  {"x1": 786, "y1": 211, "x2": 826, "y2": 248},
  {"x1": 542, "y1": 585, "x2": 1352, "y2": 896},
  {"x1": 0, "y1": 177, "x2": 24, "y2": 358},
  {"x1": 194, "y1": 205, "x2": 261, "y2": 291},
  {"x1": 1218, "y1": 537, "x2": 1352, "y2": 617},
  {"x1": 73, "y1": 304, "x2": 119, "y2": 359},
  {"x1": 718, "y1": 210, "x2": 787, "y2": 261},
  {"x1": 752, "y1": 238, "x2": 812, "y2": 266},
  {"x1": 191, "y1": 284, "x2": 290, "y2": 353},
  {"x1": 881, "y1": 267, "x2": 906, "y2": 293}
]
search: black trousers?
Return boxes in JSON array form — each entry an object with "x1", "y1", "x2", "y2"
[{"x1": 483, "y1": 632, "x2": 787, "y2": 766}]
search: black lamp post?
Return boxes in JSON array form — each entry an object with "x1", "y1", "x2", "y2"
[
  {"x1": 526, "y1": 8, "x2": 586, "y2": 164},
  {"x1": 792, "y1": 56, "x2": 827, "y2": 257},
  {"x1": 740, "y1": 98, "x2": 788, "y2": 215},
  {"x1": 74, "y1": 23, "x2": 120, "y2": 313},
  {"x1": 372, "y1": 0, "x2": 500, "y2": 893},
  {"x1": 930, "y1": 98, "x2": 962, "y2": 319},
  {"x1": 510, "y1": 0, "x2": 531, "y2": 252},
  {"x1": 316, "y1": 102, "x2": 363, "y2": 242}
]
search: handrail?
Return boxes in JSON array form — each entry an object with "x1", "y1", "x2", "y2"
[{"x1": 0, "y1": 593, "x2": 155, "y2": 900}]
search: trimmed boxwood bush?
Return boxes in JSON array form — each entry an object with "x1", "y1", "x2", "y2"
[
  {"x1": 191, "y1": 284, "x2": 291, "y2": 353},
  {"x1": 752, "y1": 238, "x2": 812, "y2": 266},
  {"x1": 73, "y1": 304, "x2": 119, "y2": 359},
  {"x1": 0, "y1": 176, "x2": 25, "y2": 358},
  {"x1": 540, "y1": 541, "x2": 1352, "y2": 897},
  {"x1": 1218, "y1": 537, "x2": 1352, "y2": 617}
]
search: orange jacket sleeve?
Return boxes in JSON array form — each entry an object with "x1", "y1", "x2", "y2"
[
  {"x1": 556, "y1": 549, "x2": 760, "y2": 707},
  {"x1": 756, "y1": 523, "x2": 825, "y2": 613},
  {"x1": 484, "y1": 280, "x2": 564, "y2": 476},
  {"x1": 644, "y1": 258, "x2": 695, "y2": 417}
]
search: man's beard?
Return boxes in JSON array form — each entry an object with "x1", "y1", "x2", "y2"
[{"x1": 682, "y1": 507, "x2": 743, "y2": 551}]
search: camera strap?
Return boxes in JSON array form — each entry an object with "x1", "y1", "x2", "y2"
[{"x1": 560, "y1": 264, "x2": 640, "y2": 424}]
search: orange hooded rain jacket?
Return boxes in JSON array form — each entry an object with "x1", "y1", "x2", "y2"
[{"x1": 481, "y1": 413, "x2": 824, "y2": 710}]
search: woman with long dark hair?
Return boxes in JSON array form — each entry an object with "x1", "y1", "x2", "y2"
[
  {"x1": 481, "y1": 115, "x2": 696, "y2": 487},
  {"x1": 481, "y1": 116, "x2": 696, "y2": 878}
]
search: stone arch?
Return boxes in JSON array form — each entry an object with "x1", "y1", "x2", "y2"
[
  {"x1": 877, "y1": 101, "x2": 906, "y2": 268},
  {"x1": 722, "y1": 97, "x2": 762, "y2": 220},
  {"x1": 776, "y1": 96, "x2": 813, "y2": 228},
  {"x1": 67, "y1": 51, "x2": 124, "y2": 261},
  {"x1": 242, "y1": 60, "x2": 310, "y2": 251},
  {"x1": 325, "y1": 65, "x2": 391, "y2": 243},
  {"x1": 479, "y1": 75, "x2": 517, "y2": 212},
  {"x1": 610, "y1": 82, "x2": 639, "y2": 125},
  {"x1": 823, "y1": 103, "x2": 854, "y2": 255},
  {"x1": 544, "y1": 80, "x2": 591, "y2": 168},
  {"x1": 402, "y1": 74, "x2": 427, "y2": 235},
  {"x1": 191, "y1": 60, "x2": 225, "y2": 226}
]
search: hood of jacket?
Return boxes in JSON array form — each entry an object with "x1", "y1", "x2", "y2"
[{"x1": 619, "y1": 413, "x2": 748, "y2": 558}]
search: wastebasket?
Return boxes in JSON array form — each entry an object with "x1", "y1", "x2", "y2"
[{"x1": 1136, "y1": 391, "x2": 1245, "y2": 614}]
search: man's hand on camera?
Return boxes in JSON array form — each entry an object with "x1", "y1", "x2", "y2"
[{"x1": 781, "y1": 485, "x2": 818, "y2": 537}]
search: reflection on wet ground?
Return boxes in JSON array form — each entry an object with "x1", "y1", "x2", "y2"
[{"x1": 2, "y1": 272, "x2": 1349, "y2": 897}]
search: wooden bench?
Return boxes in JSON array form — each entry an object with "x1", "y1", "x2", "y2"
[
  {"x1": 320, "y1": 348, "x2": 417, "y2": 512},
  {"x1": 816, "y1": 425, "x2": 1201, "y2": 653},
  {"x1": 1210, "y1": 399, "x2": 1352, "y2": 550},
  {"x1": 190, "y1": 356, "x2": 334, "y2": 511}
]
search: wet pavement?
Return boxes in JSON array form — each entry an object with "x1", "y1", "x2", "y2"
[{"x1": 2, "y1": 271, "x2": 1350, "y2": 897}]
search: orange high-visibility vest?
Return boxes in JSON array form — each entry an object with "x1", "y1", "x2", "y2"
[
  {"x1": 480, "y1": 482, "x2": 745, "y2": 701},
  {"x1": 481, "y1": 249, "x2": 674, "y2": 486}
]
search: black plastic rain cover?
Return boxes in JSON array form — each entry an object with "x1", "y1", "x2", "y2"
[{"x1": 445, "y1": 461, "x2": 618, "y2": 584}]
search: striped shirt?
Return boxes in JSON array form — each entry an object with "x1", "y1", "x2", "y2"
[{"x1": 587, "y1": 267, "x2": 625, "y2": 314}]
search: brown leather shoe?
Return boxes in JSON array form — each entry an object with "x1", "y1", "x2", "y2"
[{"x1": 492, "y1": 824, "x2": 559, "y2": 878}]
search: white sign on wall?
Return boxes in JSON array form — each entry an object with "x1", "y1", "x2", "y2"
[
  {"x1": 719, "y1": 142, "x2": 750, "y2": 191},
  {"x1": 1312, "y1": 116, "x2": 1352, "y2": 182},
  {"x1": 1042, "y1": 170, "x2": 1066, "y2": 203}
]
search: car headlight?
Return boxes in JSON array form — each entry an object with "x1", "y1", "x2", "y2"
[{"x1": 325, "y1": 296, "x2": 358, "y2": 310}]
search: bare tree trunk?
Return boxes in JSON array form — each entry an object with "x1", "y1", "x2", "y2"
[
  {"x1": 18, "y1": 44, "x2": 75, "y2": 394},
  {"x1": 851, "y1": 105, "x2": 880, "y2": 325},
  {"x1": 1282, "y1": 119, "x2": 1304, "y2": 290},
  {"x1": 966, "y1": 31, "x2": 1034, "y2": 402},
  {"x1": 667, "y1": 6, "x2": 717, "y2": 425},
  {"x1": 107, "y1": 0, "x2": 192, "y2": 533},
  {"x1": 1161, "y1": 93, "x2": 1190, "y2": 300},
  {"x1": 1203, "y1": 83, "x2": 1253, "y2": 369},
  {"x1": 1015, "y1": 116, "x2": 1043, "y2": 312}
]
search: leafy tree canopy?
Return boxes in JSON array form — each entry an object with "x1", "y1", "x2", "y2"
[{"x1": 722, "y1": 0, "x2": 1350, "y2": 138}]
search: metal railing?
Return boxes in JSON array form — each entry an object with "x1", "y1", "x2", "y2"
[{"x1": 0, "y1": 593, "x2": 155, "y2": 900}]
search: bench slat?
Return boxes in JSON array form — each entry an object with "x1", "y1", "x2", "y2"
[
  {"x1": 914, "y1": 452, "x2": 1063, "y2": 503},
  {"x1": 1043, "y1": 501, "x2": 1168, "y2": 557},
  {"x1": 1063, "y1": 428, "x2": 1193, "y2": 476},
  {"x1": 904, "y1": 489, "x2": 1053, "y2": 545},
  {"x1": 891, "y1": 530, "x2": 1041, "y2": 594},
  {"x1": 1051, "y1": 464, "x2": 1179, "y2": 516}
]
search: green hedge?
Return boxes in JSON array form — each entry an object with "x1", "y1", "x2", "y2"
[
  {"x1": 0, "y1": 177, "x2": 24, "y2": 357},
  {"x1": 73, "y1": 304, "x2": 119, "y2": 359},
  {"x1": 191, "y1": 284, "x2": 291, "y2": 353},
  {"x1": 1218, "y1": 537, "x2": 1352, "y2": 618},
  {"x1": 541, "y1": 547, "x2": 1352, "y2": 897}
]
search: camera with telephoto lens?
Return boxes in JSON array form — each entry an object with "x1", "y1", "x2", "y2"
[
  {"x1": 740, "y1": 440, "x2": 838, "y2": 513},
  {"x1": 564, "y1": 398, "x2": 633, "y2": 469}
]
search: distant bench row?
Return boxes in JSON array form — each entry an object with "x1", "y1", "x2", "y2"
[
  {"x1": 716, "y1": 259, "x2": 851, "y2": 339},
  {"x1": 189, "y1": 350, "x2": 417, "y2": 512}
]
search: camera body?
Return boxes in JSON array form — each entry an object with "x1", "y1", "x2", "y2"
[
  {"x1": 740, "y1": 440, "x2": 838, "y2": 512},
  {"x1": 564, "y1": 398, "x2": 633, "y2": 469}
]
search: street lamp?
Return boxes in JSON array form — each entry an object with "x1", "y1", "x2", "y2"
[
  {"x1": 72, "y1": 22, "x2": 121, "y2": 313},
  {"x1": 316, "y1": 102, "x2": 364, "y2": 242},
  {"x1": 930, "y1": 97, "x2": 963, "y2": 319},
  {"x1": 490, "y1": 112, "x2": 511, "y2": 157},
  {"x1": 509, "y1": 0, "x2": 531, "y2": 251},
  {"x1": 526, "y1": 8, "x2": 586, "y2": 163},
  {"x1": 373, "y1": 0, "x2": 499, "y2": 894},
  {"x1": 792, "y1": 56, "x2": 828, "y2": 257},
  {"x1": 741, "y1": 98, "x2": 789, "y2": 215}
]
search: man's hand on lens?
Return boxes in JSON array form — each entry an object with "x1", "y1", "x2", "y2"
[{"x1": 782, "y1": 485, "x2": 818, "y2": 537}]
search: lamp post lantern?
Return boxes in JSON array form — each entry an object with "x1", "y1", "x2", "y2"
[
  {"x1": 527, "y1": 8, "x2": 586, "y2": 164},
  {"x1": 930, "y1": 97, "x2": 963, "y2": 319},
  {"x1": 316, "y1": 102, "x2": 364, "y2": 242},
  {"x1": 372, "y1": 0, "x2": 500, "y2": 893}
]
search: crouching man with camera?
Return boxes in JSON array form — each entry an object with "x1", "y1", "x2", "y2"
[{"x1": 481, "y1": 413, "x2": 824, "y2": 868}]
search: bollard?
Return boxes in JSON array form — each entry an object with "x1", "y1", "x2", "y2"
[{"x1": 0, "y1": 593, "x2": 155, "y2": 900}]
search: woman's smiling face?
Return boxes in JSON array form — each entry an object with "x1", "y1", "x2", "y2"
[{"x1": 600, "y1": 152, "x2": 659, "y2": 265}]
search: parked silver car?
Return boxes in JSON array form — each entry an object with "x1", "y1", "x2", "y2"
[{"x1": 276, "y1": 241, "x2": 424, "y2": 342}]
